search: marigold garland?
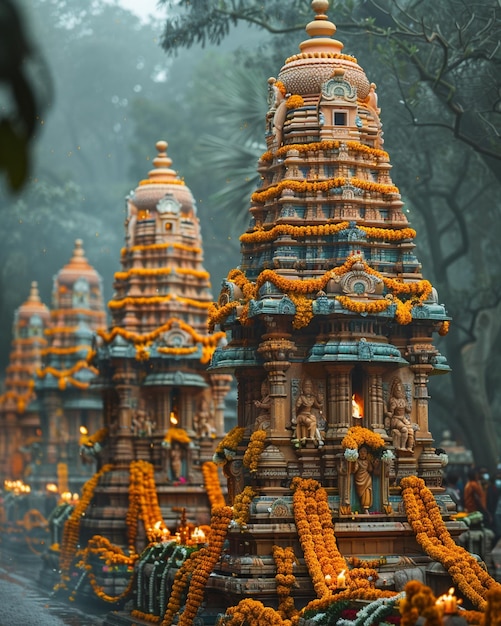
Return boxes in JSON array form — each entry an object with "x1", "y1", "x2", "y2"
[
  {"x1": 272, "y1": 545, "x2": 298, "y2": 620},
  {"x1": 202, "y1": 461, "x2": 226, "y2": 509},
  {"x1": 400, "y1": 475, "x2": 501, "y2": 610},
  {"x1": 98, "y1": 317, "x2": 225, "y2": 365},
  {"x1": 286, "y1": 94, "x2": 304, "y2": 109},
  {"x1": 213, "y1": 426, "x2": 245, "y2": 464},
  {"x1": 260, "y1": 140, "x2": 387, "y2": 164},
  {"x1": 138, "y1": 178, "x2": 185, "y2": 186},
  {"x1": 121, "y1": 242, "x2": 201, "y2": 256},
  {"x1": 439, "y1": 320, "x2": 450, "y2": 336},
  {"x1": 232, "y1": 486, "x2": 256, "y2": 528},
  {"x1": 163, "y1": 427, "x2": 191, "y2": 446},
  {"x1": 242, "y1": 430, "x2": 267, "y2": 473},
  {"x1": 341, "y1": 426, "x2": 386, "y2": 451},
  {"x1": 162, "y1": 506, "x2": 233, "y2": 626},
  {"x1": 56, "y1": 464, "x2": 114, "y2": 590},
  {"x1": 250, "y1": 177, "x2": 398, "y2": 206},
  {"x1": 210, "y1": 255, "x2": 435, "y2": 330}
]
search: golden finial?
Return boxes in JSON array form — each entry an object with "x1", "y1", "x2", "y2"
[
  {"x1": 27, "y1": 281, "x2": 41, "y2": 303},
  {"x1": 147, "y1": 140, "x2": 177, "y2": 181},
  {"x1": 153, "y1": 140, "x2": 173, "y2": 169},
  {"x1": 300, "y1": 0, "x2": 342, "y2": 54}
]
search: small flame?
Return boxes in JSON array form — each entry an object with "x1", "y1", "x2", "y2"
[
  {"x1": 79, "y1": 426, "x2": 88, "y2": 435},
  {"x1": 170, "y1": 411, "x2": 178, "y2": 426},
  {"x1": 352, "y1": 394, "x2": 363, "y2": 419}
]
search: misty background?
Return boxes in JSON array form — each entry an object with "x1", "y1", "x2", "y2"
[{"x1": 1, "y1": 0, "x2": 501, "y2": 468}]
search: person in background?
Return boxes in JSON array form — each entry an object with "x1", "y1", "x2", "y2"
[
  {"x1": 464, "y1": 467, "x2": 491, "y2": 524},
  {"x1": 486, "y1": 473, "x2": 500, "y2": 540},
  {"x1": 444, "y1": 472, "x2": 463, "y2": 512}
]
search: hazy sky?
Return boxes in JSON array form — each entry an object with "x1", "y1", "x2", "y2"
[{"x1": 118, "y1": 0, "x2": 167, "y2": 20}]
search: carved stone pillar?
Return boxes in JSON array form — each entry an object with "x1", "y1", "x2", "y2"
[
  {"x1": 325, "y1": 364, "x2": 352, "y2": 437},
  {"x1": 257, "y1": 334, "x2": 296, "y2": 436},
  {"x1": 368, "y1": 368, "x2": 386, "y2": 434},
  {"x1": 112, "y1": 369, "x2": 137, "y2": 465},
  {"x1": 209, "y1": 373, "x2": 232, "y2": 436}
]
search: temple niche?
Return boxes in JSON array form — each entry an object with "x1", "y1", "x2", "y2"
[
  {"x1": 0, "y1": 282, "x2": 50, "y2": 483},
  {"x1": 34, "y1": 240, "x2": 106, "y2": 493}
]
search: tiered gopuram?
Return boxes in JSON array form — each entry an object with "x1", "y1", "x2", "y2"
[
  {"x1": 0, "y1": 282, "x2": 50, "y2": 483},
  {"x1": 34, "y1": 240, "x2": 106, "y2": 493},
  {"x1": 205, "y1": 0, "x2": 457, "y2": 615},
  {"x1": 83, "y1": 141, "x2": 231, "y2": 545}
]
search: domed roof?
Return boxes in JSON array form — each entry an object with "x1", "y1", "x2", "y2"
[
  {"x1": 131, "y1": 140, "x2": 197, "y2": 218},
  {"x1": 55, "y1": 239, "x2": 102, "y2": 287},
  {"x1": 276, "y1": 0, "x2": 370, "y2": 99}
]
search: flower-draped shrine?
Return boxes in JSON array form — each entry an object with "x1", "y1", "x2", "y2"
[
  {"x1": 44, "y1": 140, "x2": 233, "y2": 605},
  {"x1": 4, "y1": 0, "x2": 501, "y2": 624},
  {"x1": 96, "y1": 1, "x2": 501, "y2": 624}
]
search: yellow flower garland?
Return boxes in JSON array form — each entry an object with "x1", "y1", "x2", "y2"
[
  {"x1": 232, "y1": 486, "x2": 256, "y2": 528},
  {"x1": 400, "y1": 475, "x2": 501, "y2": 610},
  {"x1": 242, "y1": 430, "x2": 267, "y2": 473},
  {"x1": 98, "y1": 318, "x2": 225, "y2": 365},
  {"x1": 56, "y1": 464, "x2": 114, "y2": 591},
  {"x1": 341, "y1": 426, "x2": 386, "y2": 451},
  {"x1": 210, "y1": 255, "x2": 433, "y2": 330},
  {"x1": 260, "y1": 140, "x2": 387, "y2": 164},
  {"x1": 163, "y1": 428, "x2": 191, "y2": 446},
  {"x1": 202, "y1": 461, "x2": 226, "y2": 509},
  {"x1": 121, "y1": 242, "x2": 201, "y2": 256}
]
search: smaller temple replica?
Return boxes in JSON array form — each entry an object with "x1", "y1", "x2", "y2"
[
  {"x1": 34, "y1": 240, "x2": 106, "y2": 493},
  {"x1": 0, "y1": 282, "x2": 50, "y2": 483},
  {"x1": 48, "y1": 141, "x2": 232, "y2": 605}
]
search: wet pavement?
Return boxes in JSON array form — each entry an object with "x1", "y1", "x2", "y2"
[{"x1": 0, "y1": 551, "x2": 105, "y2": 626}]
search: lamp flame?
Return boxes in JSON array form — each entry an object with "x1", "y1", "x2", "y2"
[{"x1": 352, "y1": 394, "x2": 363, "y2": 419}]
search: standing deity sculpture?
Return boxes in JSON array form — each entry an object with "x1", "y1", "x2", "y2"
[
  {"x1": 293, "y1": 377, "x2": 324, "y2": 447},
  {"x1": 385, "y1": 377, "x2": 415, "y2": 451},
  {"x1": 193, "y1": 398, "x2": 215, "y2": 439},
  {"x1": 352, "y1": 445, "x2": 379, "y2": 514}
]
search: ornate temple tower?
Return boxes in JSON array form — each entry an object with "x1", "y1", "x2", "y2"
[
  {"x1": 34, "y1": 240, "x2": 106, "y2": 492},
  {"x1": 0, "y1": 282, "x2": 50, "y2": 482},
  {"x1": 87, "y1": 140, "x2": 231, "y2": 544},
  {"x1": 208, "y1": 0, "x2": 451, "y2": 608}
]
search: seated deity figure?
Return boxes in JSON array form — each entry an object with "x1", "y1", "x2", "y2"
[
  {"x1": 385, "y1": 377, "x2": 415, "y2": 451},
  {"x1": 294, "y1": 377, "x2": 324, "y2": 446},
  {"x1": 254, "y1": 379, "x2": 271, "y2": 431}
]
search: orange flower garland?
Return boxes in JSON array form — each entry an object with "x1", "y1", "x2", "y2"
[
  {"x1": 260, "y1": 139, "x2": 387, "y2": 164},
  {"x1": 56, "y1": 464, "x2": 114, "y2": 590},
  {"x1": 341, "y1": 426, "x2": 386, "y2": 451},
  {"x1": 209, "y1": 255, "x2": 435, "y2": 330},
  {"x1": 401, "y1": 475, "x2": 501, "y2": 610},
  {"x1": 98, "y1": 317, "x2": 225, "y2": 365},
  {"x1": 292, "y1": 477, "x2": 347, "y2": 598},
  {"x1": 232, "y1": 486, "x2": 256, "y2": 528},
  {"x1": 170, "y1": 506, "x2": 233, "y2": 626},
  {"x1": 286, "y1": 95, "x2": 304, "y2": 109},
  {"x1": 213, "y1": 426, "x2": 245, "y2": 464},
  {"x1": 250, "y1": 177, "x2": 398, "y2": 206},
  {"x1": 202, "y1": 461, "x2": 226, "y2": 509},
  {"x1": 242, "y1": 430, "x2": 267, "y2": 473},
  {"x1": 272, "y1": 545, "x2": 298, "y2": 620},
  {"x1": 163, "y1": 427, "x2": 191, "y2": 446}
]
